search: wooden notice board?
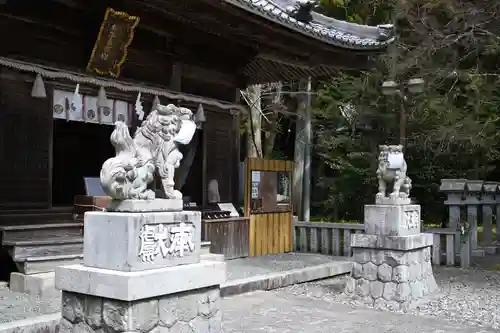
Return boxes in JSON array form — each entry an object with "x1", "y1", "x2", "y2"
[{"x1": 244, "y1": 158, "x2": 294, "y2": 256}]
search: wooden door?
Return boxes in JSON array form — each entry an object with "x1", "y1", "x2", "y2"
[
  {"x1": 244, "y1": 158, "x2": 294, "y2": 256},
  {"x1": 0, "y1": 70, "x2": 52, "y2": 209}
]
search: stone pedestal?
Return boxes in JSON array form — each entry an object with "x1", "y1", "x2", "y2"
[
  {"x1": 345, "y1": 201, "x2": 438, "y2": 311},
  {"x1": 56, "y1": 206, "x2": 226, "y2": 333},
  {"x1": 83, "y1": 210, "x2": 202, "y2": 271}
]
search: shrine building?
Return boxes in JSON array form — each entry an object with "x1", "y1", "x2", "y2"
[{"x1": 0, "y1": 0, "x2": 394, "y2": 289}]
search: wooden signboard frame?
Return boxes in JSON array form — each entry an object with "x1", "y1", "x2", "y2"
[{"x1": 87, "y1": 8, "x2": 140, "y2": 78}]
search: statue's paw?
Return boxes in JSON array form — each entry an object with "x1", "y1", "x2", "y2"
[
  {"x1": 389, "y1": 192, "x2": 399, "y2": 199},
  {"x1": 376, "y1": 192, "x2": 385, "y2": 198},
  {"x1": 143, "y1": 190, "x2": 156, "y2": 200},
  {"x1": 399, "y1": 193, "x2": 409, "y2": 198},
  {"x1": 172, "y1": 190, "x2": 182, "y2": 199}
]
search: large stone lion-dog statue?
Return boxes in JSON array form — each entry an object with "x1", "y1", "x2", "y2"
[
  {"x1": 100, "y1": 103, "x2": 196, "y2": 200},
  {"x1": 376, "y1": 144, "x2": 412, "y2": 199}
]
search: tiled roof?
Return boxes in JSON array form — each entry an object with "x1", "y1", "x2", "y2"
[{"x1": 223, "y1": 0, "x2": 395, "y2": 51}]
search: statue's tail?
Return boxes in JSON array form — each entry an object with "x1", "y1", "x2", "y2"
[{"x1": 100, "y1": 122, "x2": 136, "y2": 199}]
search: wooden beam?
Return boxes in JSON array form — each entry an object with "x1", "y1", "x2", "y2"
[{"x1": 181, "y1": 64, "x2": 237, "y2": 87}]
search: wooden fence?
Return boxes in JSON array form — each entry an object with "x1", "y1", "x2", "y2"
[
  {"x1": 293, "y1": 219, "x2": 471, "y2": 268},
  {"x1": 440, "y1": 179, "x2": 500, "y2": 256},
  {"x1": 293, "y1": 220, "x2": 363, "y2": 257}
]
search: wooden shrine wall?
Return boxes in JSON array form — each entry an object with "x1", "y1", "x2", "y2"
[
  {"x1": 0, "y1": 3, "x2": 243, "y2": 209},
  {"x1": 180, "y1": 101, "x2": 239, "y2": 204},
  {"x1": 0, "y1": 69, "x2": 52, "y2": 209}
]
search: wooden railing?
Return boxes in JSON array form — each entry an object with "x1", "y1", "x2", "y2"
[
  {"x1": 293, "y1": 219, "x2": 364, "y2": 257},
  {"x1": 293, "y1": 218, "x2": 471, "y2": 268}
]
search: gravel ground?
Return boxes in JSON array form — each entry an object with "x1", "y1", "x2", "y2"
[{"x1": 276, "y1": 265, "x2": 500, "y2": 330}]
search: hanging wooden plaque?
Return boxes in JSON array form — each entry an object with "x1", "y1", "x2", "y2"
[{"x1": 87, "y1": 8, "x2": 140, "y2": 78}]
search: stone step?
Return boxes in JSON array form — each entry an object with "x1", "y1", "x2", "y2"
[
  {"x1": 4, "y1": 238, "x2": 83, "y2": 260},
  {"x1": 16, "y1": 254, "x2": 83, "y2": 274},
  {"x1": 0, "y1": 207, "x2": 72, "y2": 215},
  {"x1": 0, "y1": 222, "x2": 83, "y2": 243},
  {"x1": 0, "y1": 212, "x2": 74, "y2": 225}
]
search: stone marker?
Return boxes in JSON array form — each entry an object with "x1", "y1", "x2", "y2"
[
  {"x1": 345, "y1": 145, "x2": 438, "y2": 311},
  {"x1": 56, "y1": 103, "x2": 226, "y2": 333}
]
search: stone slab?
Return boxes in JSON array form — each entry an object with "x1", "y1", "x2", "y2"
[
  {"x1": 107, "y1": 199, "x2": 183, "y2": 212},
  {"x1": 375, "y1": 197, "x2": 411, "y2": 205},
  {"x1": 221, "y1": 261, "x2": 352, "y2": 297},
  {"x1": 84, "y1": 210, "x2": 201, "y2": 271},
  {"x1": 351, "y1": 233, "x2": 433, "y2": 250},
  {"x1": 364, "y1": 204, "x2": 421, "y2": 236},
  {"x1": 55, "y1": 260, "x2": 226, "y2": 301},
  {"x1": 9, "y1": 272, "x2": 59, "y2": 298}
]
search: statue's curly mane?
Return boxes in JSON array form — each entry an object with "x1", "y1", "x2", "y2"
[{"x1": 110, "y1": 122, "x2": 135, "y2": 155}]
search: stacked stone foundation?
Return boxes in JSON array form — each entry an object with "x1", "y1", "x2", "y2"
[
  {"x1": 345, "y1": 245, "x2": 438, "y2": 311},
  {"x1": 60, "y1": 287, "x2": 221, "y2": 333}
]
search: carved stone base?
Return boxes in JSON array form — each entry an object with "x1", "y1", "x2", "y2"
[
  {"x1": 345, "y1": 233, "x2": 438, "y2": 311},
  {"x1": 83, "y1": 211, "x2": 201, "y2": 271},
  {"x1": 108, "y1": 199, "x2": 183, "y2": 212}
]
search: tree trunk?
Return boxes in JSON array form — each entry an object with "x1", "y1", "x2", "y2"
[
  {"x1": 293, "y1": 81, "x2": 307, "y2": 219},
  {"x1": 263, "y1": 113, "x2": 278, "y2": 159},
  {"x1": 246, "y1": 85, "x2": 263, "y2": 158}
]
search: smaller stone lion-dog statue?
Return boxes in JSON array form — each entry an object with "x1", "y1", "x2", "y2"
[
  {"x1": 376, "y1": 145, "x2": 412, "y2": 199},
  {"x1": 100, "y1": 103, "x2": 196, "y2": 200}
]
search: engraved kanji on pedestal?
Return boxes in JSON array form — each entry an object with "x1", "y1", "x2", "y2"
[{"x1": 139, "y1": 222, "x2": 196, "y2": 262}]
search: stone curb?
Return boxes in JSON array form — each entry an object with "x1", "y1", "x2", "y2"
[
  {"x1": 220, "y1": 261, "x2": 353, "y2": 297},
  {"x1": 0, "y1": 313, "x2": 60, "y2": 333}
]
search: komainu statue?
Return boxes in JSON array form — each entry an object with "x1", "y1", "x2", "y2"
[
  {"x1": 100, "y1": 104, "x2": 196, "y2": 200},
  {"x1": 376, "y1": 145, "x2": 412, "y2": 199}
]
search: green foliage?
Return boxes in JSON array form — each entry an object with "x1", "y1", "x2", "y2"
[{"x1": 312, "y1": 0, "x2": 500, "y2": 222}]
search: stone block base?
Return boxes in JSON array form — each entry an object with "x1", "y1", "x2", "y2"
[
  {"x1": 107, "y1": 199, "x2": 183, "y2": 212},
  {"x1": 84, "y1": 210, "x2": 201, "y2": 271},
  {"x1": 9, "y1": 272, "x2": 59, "y2": 298},
  {"x1": 59, "y1": 286, "x2": 221, "y2": 333},
  {"x1": 345, "y1": 236, "x2": 438, "y2": 311}
]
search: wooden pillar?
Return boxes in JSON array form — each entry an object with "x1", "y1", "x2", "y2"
[
  {"x1": 231, "y1": 90, "x2": 241, "y2": 207},
  {"x1": 169, "y1": 62, "x2": 182, "y2": 91}
]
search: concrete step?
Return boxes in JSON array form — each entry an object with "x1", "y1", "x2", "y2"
[
  {"x1": 0, "y1": 222, "x2": 83, "y2": 243},
  {"x1": 15, "y1": 254, "x2": 83, "y2": 274},
  {"x1": 4, "y1": 238, "x2": 83, "y2": 260}
]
